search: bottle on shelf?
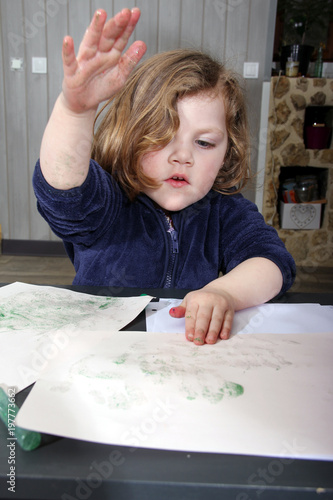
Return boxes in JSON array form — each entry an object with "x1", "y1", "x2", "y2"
[
  {"x1": 285, "y1": 57, "x2": 299, "y2": 77},
  {"x1": 314, "y1": 44, "x2": 324, "y2": 78}
]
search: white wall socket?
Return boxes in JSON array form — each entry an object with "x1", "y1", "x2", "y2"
[
  {"x1": 10, "y1": 57, "x2": 23, "y2": 71},
  {"x1": 243, "y1": 62, "x2": 259, "y2": 79},
  {"x1": 32, "y1": 57, "x2": 47, "y2": 74}
]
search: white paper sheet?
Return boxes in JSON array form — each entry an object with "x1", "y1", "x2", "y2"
[
  {"x1": 145, "y1": 300, "x2": 333, "y2": 335},
  {"x1": 0, "y1": 282, "x2": 153, "y2": 391},
  {"x1": 17, "y1": 330, "x2": 333, "y2": 460},
  {"x1": 146, "y1": 299, "x2": 184, "y2": 332}
]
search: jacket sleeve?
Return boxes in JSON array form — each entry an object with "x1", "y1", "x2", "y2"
[
  {"x1": 219, "y1": 194, "x2": 296, "y2": 294},
  {"x1": 32, "y1": 159, "x2": 122, "y2": 245}
]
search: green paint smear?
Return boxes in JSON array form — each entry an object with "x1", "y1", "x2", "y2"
[
  {"x1": 113, "y1": 354, "x2": 128, "y2": 365},
  {"x1": 0, "y1": 291, "x2": 122, "y2": 333},
  {"x1": 141, "y1": 369, "x2": 157, "y2": 376},
  {"x1": 114, "y1": 358, "x2": 126, "y2": 365},
  {"x1": 99, "y1": 303, "x2": 110, "y2": 309},
  {"x1": 202, "y1": 381, "x2": 244, "y2": 404},
  {"x1": 98, "y1": 297, "x2": 120, "y2": 309},
  {"x1": 223, "y1": 381, "x2": 244, "y2": 397},
  {"x1": 140, "y1": 360, "x2": 173, "y2": 381}
]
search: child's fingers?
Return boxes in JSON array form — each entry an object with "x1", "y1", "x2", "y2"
[
  {"x1": 117, "y1": 41, "x2": 146, "y2": 79},
  {"x1": 188, "y1": 305, "x2": 212, "y2": 345},
  {"x1": 62, "y1": 36, "x2": 78, "y2": 77},
  {"x1": 169, "y1": 301, "x2": 200, "y2": 343},
  {"x1": 181, "y1": 303, "x2": 203, "y2": 344},
  {"x1": 170, "y1": 300, "x2": 206, "y2": 345},
  {"x1": 169, "y1": 305, "x2": 186, "y2": 318},
  {"x1": 220, "y1": 309, "x2": 234, "y2": 340},
  {"x1": 112, "y1": 8, "x2": 141, "y2": 53},
  {"x1": 77, "y1": 9, "x2": 108, "y2": 60},
  {"x1": 100, "y1": 8, "x2": 140, "y2": 54},
  {"x1": 128, "y1": 7, "x2": 142, "y2": 27},
  {"x1": 205, "y1": 308, "x2": 225, "y2": 344},
  {"x1": 170, "y1": 291, "x2": 234, "y2": 345}
]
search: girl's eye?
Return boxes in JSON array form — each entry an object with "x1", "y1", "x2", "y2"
[{"x1": 196, "y1": 140, "x2": 215, "y2": 148}]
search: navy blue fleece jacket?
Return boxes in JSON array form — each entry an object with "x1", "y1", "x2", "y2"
[{"x1": 33, "y1": 159, "x2": 296, "y2": 291}]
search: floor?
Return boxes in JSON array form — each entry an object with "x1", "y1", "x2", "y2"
[
  {"x1": 0, "y1": 254, "x2": 333, "y2": 293},
  {"x1": 0, "y1": 255, "x2": 75, "y2": 285}
]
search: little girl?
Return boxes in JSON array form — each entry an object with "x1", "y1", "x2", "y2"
[{"x1": 33, "y1": 8, "x2": 295, "y2": 345}]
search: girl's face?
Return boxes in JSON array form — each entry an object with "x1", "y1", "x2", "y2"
[{"x1": 140, "y1": 92, "x2": 228, "y2": 212}]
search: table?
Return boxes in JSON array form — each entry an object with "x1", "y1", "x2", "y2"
[{"x1": 0, "y1": 286, "x2": 332, "y2": 500}]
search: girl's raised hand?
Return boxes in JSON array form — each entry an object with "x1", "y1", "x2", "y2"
[{"x1": 61, "y1": 8, "x2": 146, "y2": 114}]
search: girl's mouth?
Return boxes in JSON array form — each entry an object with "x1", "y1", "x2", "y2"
[{"x1": 166, "y1": 175, "x2": 189, "y2": 188}]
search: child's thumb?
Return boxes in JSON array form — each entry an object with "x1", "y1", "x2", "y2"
[{"x1": 169, "y1": 303, "x2": 186, "y2": 318}]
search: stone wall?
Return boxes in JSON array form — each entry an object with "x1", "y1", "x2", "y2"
[{"x1": 262, "y1": 77, "x2": 333, "y2": 267}]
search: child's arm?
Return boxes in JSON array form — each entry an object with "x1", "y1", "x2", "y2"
[
  {"x1": 40, "y1": 8, "x2": 146, "y2": 190},
  {"x1": 169, "y1": 257, "x2": 283, "y2": 345}
]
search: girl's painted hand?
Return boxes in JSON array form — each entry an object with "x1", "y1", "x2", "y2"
[
  {"x1": 61, "y1": 8, "x2": 146, "y2": 113},
  {"x1": 169, "y1": 289, "x2": 235, "y2": 345}
]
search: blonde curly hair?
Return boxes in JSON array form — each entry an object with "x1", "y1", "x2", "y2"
[{"x1": 92, "y1": 49, "x2": 250, "y2": 200}]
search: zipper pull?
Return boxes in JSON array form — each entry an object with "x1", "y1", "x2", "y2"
[
  {"x1": 170, "y1": 229, "x2": 179, "y2": 253},
  {"x1": 164, "y1": 212, "x2": 179, "y2": 254}
]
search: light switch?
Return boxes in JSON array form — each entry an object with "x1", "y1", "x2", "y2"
[
  {"x1": 32, "y1": 57, "x2": 47, "y2": 74},
  {"x1": 10, "y1": 57, "x2": 23, "y2": 71},
  {"x1": 243, "y1": 62, "x2": 259, "y2": 79}
]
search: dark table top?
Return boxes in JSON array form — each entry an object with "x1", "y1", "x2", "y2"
[{"x1": 0, "y1": 286, "x2": 332, "y2": 500}]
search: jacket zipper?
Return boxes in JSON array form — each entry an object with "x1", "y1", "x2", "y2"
[{"x1": 163, "y1": 214, "x2": 179, "y2": 288}]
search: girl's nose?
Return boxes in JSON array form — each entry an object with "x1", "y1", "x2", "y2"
[{"x1": 168, "y1": 138, "x2": 193, "y2": 166}]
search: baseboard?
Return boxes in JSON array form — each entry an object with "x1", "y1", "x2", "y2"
[{"x1": 1, "y1": 239, "x2": 67, "y2": 257}]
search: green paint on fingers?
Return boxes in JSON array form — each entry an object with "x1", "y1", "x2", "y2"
[{"x1": 194, "y1": 337, "x2": 204, "y2": 344}]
